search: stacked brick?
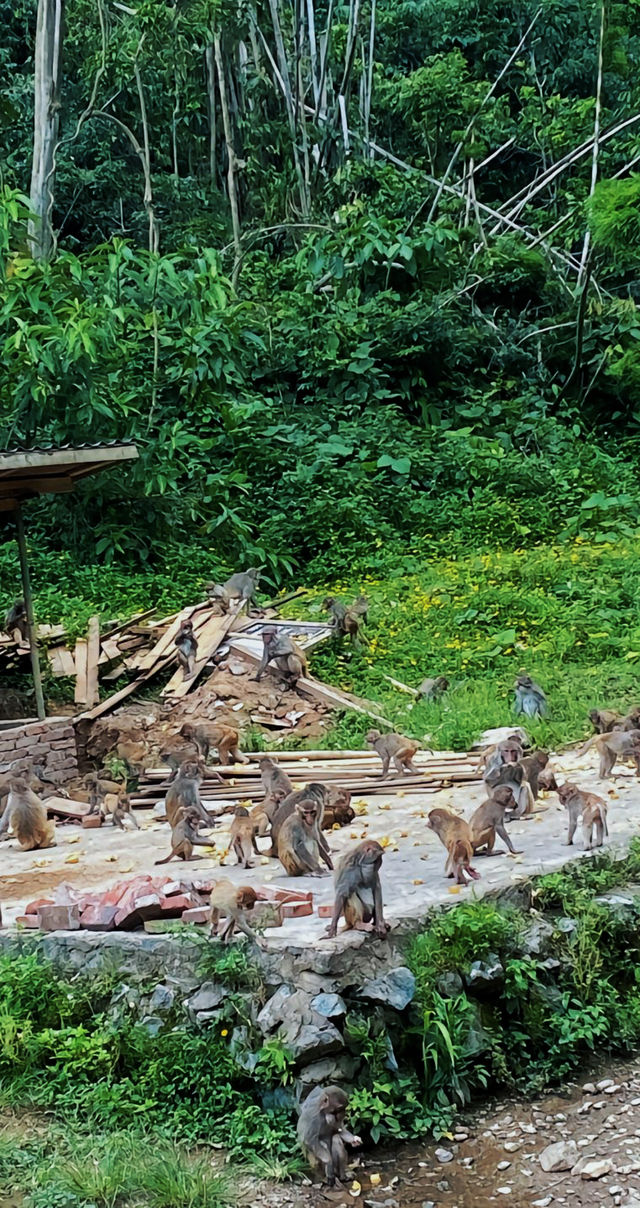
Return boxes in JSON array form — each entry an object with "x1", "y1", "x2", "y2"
[
  {"x1": 15, "y1": 876, "x2": 314, "y2": 933},
  {"x1": 0, "y1": 718, "x2": 78, "y2": 784}
]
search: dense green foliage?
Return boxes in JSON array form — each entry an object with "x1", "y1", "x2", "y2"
[{"x1": 2, "y1": 0, "x2": 640, "y2": 579}]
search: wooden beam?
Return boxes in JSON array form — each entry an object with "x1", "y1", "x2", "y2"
[
  {"x1": 74, "y1": 639, "x2": 88, "y2": 705},
  {"x1": 86, "y1": 615, "x2": 100, "y2": 707}
]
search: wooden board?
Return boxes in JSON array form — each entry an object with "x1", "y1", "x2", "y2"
[
  {"x1": 86, "y1": 616, "x2": 101, "y2": 708},
  {"x1": 74, "y1": 640, "x2": 88, "y2": 705},
  {"x1": 161, "y1": 605, "x2": 243, "y2": 699},
  {"x1": 48, "y1": 646, "x2": 75, "y2": 677},
  {"x1": 132, "y1": 605, "x2": 199, "y2": 673}
]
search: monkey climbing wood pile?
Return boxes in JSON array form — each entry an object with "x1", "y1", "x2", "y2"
[{"x1": 129, "y1": 749, "x2": 482, "y2": 809}]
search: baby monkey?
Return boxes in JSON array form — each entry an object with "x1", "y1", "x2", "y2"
[
  {"x1": 229, "y1": 805, "x2": 259, "y2": 869},
  {"x1": 209, "y1": 880, "x2": 259, "y2": 943},
  {"x1": 557, "y1": 782, "x2": 609, "y2": 850},
  {"x1": 297, "y1": 1085, "x2": 362, "y2": 1185}
]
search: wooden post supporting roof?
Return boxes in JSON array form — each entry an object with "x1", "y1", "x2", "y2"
[{"x1": 0, "y1": 443, "x2": 138, "y2": 720}]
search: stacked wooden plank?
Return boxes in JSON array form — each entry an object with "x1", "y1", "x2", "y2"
[{"x1": 130, "y1": 748, "x2": 482, "y2": 808}]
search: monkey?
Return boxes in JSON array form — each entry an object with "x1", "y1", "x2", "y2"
[
  {"x1": 538, "y1": 767, "x2": 558, "y2": 793},
  {"x1": 427, "y1": 809, "x2": 480, "y2": 885},
  {"x1": 3, "y1": 599, "x2": 27, "y2": 642},
  {"x1": 208, "y1": 880, "x2": 259, "y2": 943},
  {"x1": 165, "y1": 760, "x2": 214, "y2": 829},
  {"x1": 484, "y1": 757, "x2": 534, "y2": 819},
  {"x1": 322, "y1": 797, "x2": 355, "y2": 830},
  {"x1": 366, "y1": 729, "x2": 420, "y2": 778},
  {"x1": 0, "y1": 777, "x2": 56, "y2": 850},
  {"x1": 297, "y1": 1085, "x2": 362, "y2": 1185},
  {"x1": 255, "y1": 755, "x2": 293, "y2": 801},
  {"x1": 578, "y1": 728, "x2": 640, "y2": 778},
  {"x1": 322, "y1": 597, "x2": 362, "y2": 645},
  {"x1": 349, "y1": 595, "x2": 369, "y2": 625},
  {"x1": 514, "y1": 674, "x2": 548, "y2": 719},
  {"x1": 479, "y1": 734, "x2": 524, "y2": 775},
  {"x1": 621, "y1": 707, "x2": 640, "y2": 730},
  {"x1": 589, "y1": 708, "x2": 622, "y2": 734},
  {"x1": 557, "y1": 782, "x2": 609, "y2": 850},
  {"x1": 325, "y1": 839, "x2": 387, "y2": 939},
  {"x1": 155, "y1": 805, "x2": 216, "y2": 864},
  {"x1": 179, "y1": 720, "x2": 248, "y2": 765},
  {"x1": 229, "y1": 806, "x2": 259, "y2": 868},
  {"x1": 174, "y1": 619, "x2": 198, "y2": 678},
  {"x1": 116, "y1": 739, "x2": 148, "y2": 776},
  {"x1": 159, "y1": 738, "x2": 200, "y2": 776},
  {"x1": 86, "y1": 771, "x2": 139, "y2": 830},
  {"x1": 249, "y1": 790, "x2": 285, "y2": 840},
  {"x1": 269, "y1": 783, "x2": 348, "y2": 859},
  {"x1": 418, "y1": 676, "x2": 450, "y2": 700},
  {"x1": 278, "y1": 800, "x2": 331, "y2": 876},
  {"x1": 469, "y1": 787, "x2": 521, "y2": 856},
  {"x1": 520, "y1": 750, "x2": 549, "y2": 802},
  {"x1": 252, "y1": 627, "x2": 308, "y2": 686}
]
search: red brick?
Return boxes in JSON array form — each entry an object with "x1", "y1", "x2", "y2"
[
  {"x1": 99, "y1": 879, "x2": 134, "y2": 907},
  {"x1": 80, "y1": 905, "x2": 118, "y2": 931},
  {"x1": 82, "y1": 814, "x2": 102, "y2": 829},
  {"x1": 256, "y1": 886, "x2": 313, "y2": 904},
  {"x1": 115, "y1": 892, "x2": 163, "y2": 929},
  {"x1": 181, "y1": 907, "x2": 209, "y2": 925},
  {"x1": 160, "y1": 894, "x2": 199, "y2": 915},
  {"x1": 317, "y1": 904, "x2": 334, "y2": 918},
  {"x1": 37, "y1": 904, "x2": 80, "y2": 931},
  {"x1": 281, "y1": 901, "x2": 313, "y2": 919},
  {"x1": 25, "y1": 897, "x2": 54, "y2": 915},
  {"x1": 16, "y1": 915, "x2": 40, "y2": 928}
]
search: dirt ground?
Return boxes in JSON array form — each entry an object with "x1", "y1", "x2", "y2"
[
  {"x1": 1, "y1": 744, "x2": 639, "y2": 941},
  {"x1": 253, "y1": 1054, "x2": 640, "y2": 1208}
]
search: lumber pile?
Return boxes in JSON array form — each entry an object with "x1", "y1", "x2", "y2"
[{"x1": 130, "y1": 748, "x2": 482, "y2": 808}]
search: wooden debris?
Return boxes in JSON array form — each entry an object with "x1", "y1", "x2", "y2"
[
  {"x1": 74, "y1": 639, "x2": 88, "y2": 705},
  {"x1": 86, "y1": 616, "x2": 100, "y2": 708}
]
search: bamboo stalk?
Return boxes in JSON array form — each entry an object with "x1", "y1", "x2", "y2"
[
  {"x1": 214, "y1": 32, "x2": 243, "y2": 289},
  {"x1": 578, "y1": 0, "x2": 606, "y2": 285}
]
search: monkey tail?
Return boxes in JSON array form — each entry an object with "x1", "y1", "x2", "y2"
[{"x1": 578, "y1": 735, "x2": 597, "y2": 756}]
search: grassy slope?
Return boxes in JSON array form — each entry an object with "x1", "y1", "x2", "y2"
[{"x1": 2, "y1": 535, "x2": 640, "y2": 750}]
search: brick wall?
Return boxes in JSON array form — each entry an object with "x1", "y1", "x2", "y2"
[{"x1": 0, "y1": 718, "x2": 78, "y2": 784}]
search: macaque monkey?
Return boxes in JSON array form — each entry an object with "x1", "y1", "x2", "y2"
[
  {"x1": 0, "y1": 777, "x2": 56, "y2": 850},
  {"x1": 253, "y1": 627, "x2": 308, "y2": 686},
  {"x1": 270, "y1": 783, "x2": 348, "y2": 859},
  {"x1": 256, "y1": 755, "x2": 293, "y2": 801},
  {"x1": 589, "y1": 708, "x2": 622, "y2": 734},
  {"x1": 4, "y1": 599, "x2": 27, "y2": 642},
  {"x1": 165, "y1": 760, "x2": 213, "y2": 829},
  {"x1": 323, "y1": 597, "x2": 362, "y2": 645},
  {"x1": 174, "y1": 619, "x2": 198, "y2": 678},
  {"x1": 230, "y1": 806, "x2": 259, "y2": 868},
  {"x1": 322, "y1": 795, "x2": 355, "y2": 830},
  {"x1": 520, "y1": 749, "x2": 549, "y2": 801},
  {"x1": 538, "y1": 767, "x2": 558, "y2": 793},
  {"x1": 116, "y1": 739, "x2": 148, "y2": 775},
  {"x1": 86, "y1": 771, "x2": 139, "y2": 830},
  {"x1": 366, "y1": 729, "x2": 420, "y2": 778},
  {"x1": 469, "y1": 787, "x2": 521, "y2": 856},
  {"x1": 514, "y1": 674, "x2": 548, "y2": 719},
  {"x1": 478, "y1": 734, "x2": 525, "y2": 774},
  {"x1": 180, "y1": 721, "x2": 247, "y2": 765},
  {"x1": 278, "y1": 801, "x2": 331, "y2": 876},
  {"x1": 208, "y1": 880, "x2": 258, "y2": 943},
  {"x1": 297, "y1": 1085, "x2": 362, "y2": 1185},
  {"x1": 485, "y1": 756, "x2": 533, "y2": 818},
  {"x1": 557, "y1": 782, "x2": 609, "y2": 849},
  {"x1": 325, "y1": 839, "x2": 387, "y2": 939},
  {"x1": 159, "y1": 739, "x2": 200, "y2": 776},
  {"x1": 419, "y1": 676, "x2": 449, "y2": 700},
  {"x1": 579, "y1": 728, "x2": 640, "y2": 777},
  {"x1": 155, "y1": 806, "x2": 216, "y2": 863},
  {"x1": 249, "y1": 791, "x2": 285, "y2": 840},
  {"x1": 427, "y1": 809, "x2": 480, "y2": 885},
  {"x1": 622, "y1": 707, "x2": 640, "y2": 730},
  {"x1": 350, "y1": 595, "x2": 369, "y2": 624},
  {"x1": 208, "y1": 568, "x2": 261, "y2": 614}
]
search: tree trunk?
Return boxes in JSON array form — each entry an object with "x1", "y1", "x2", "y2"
[
  {"x1": 214, "y1": 32, "x2": 243, "y2": 289},
  {"x1": 29, "y1": 0, "x2": 64, "y2": 261}
]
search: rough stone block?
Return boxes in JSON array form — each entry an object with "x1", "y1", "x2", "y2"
[
  {"x1": 15, "y1": 915, "x2": 40, "y2": 929},
  {"x1": 181, "y1": 908, "x2": 209, "y2": 925},
  {"x1": 37, "y1": 904, "x2": 80, "y2": 932},
  {"x1": 252, "y1": 902, "x2": 283, "y2": 928},
  {"x1": 160, "y1": 894, "x2": 198, "y2": 915},
  {"x1": 80, "y1": 905, "x2": 118, "y2": 931},
  {"x1": 281, "y1": 901, "x2": 313, "y2": 919},
  {"x1": 82, "y1": 814, "x2": 103, "y2": 829}
]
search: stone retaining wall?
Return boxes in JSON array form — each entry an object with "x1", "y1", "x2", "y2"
[{"x1": 0, "y1": 717, "x2": 78, "y2": 784}]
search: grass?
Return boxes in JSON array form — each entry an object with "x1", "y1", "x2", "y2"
[
  {"x1": 3, "y1": 532, "x2": 640, "y2": 750},
  {"x1": 0, "y1": 1122, "x2": 234, "y2": 1208}
]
